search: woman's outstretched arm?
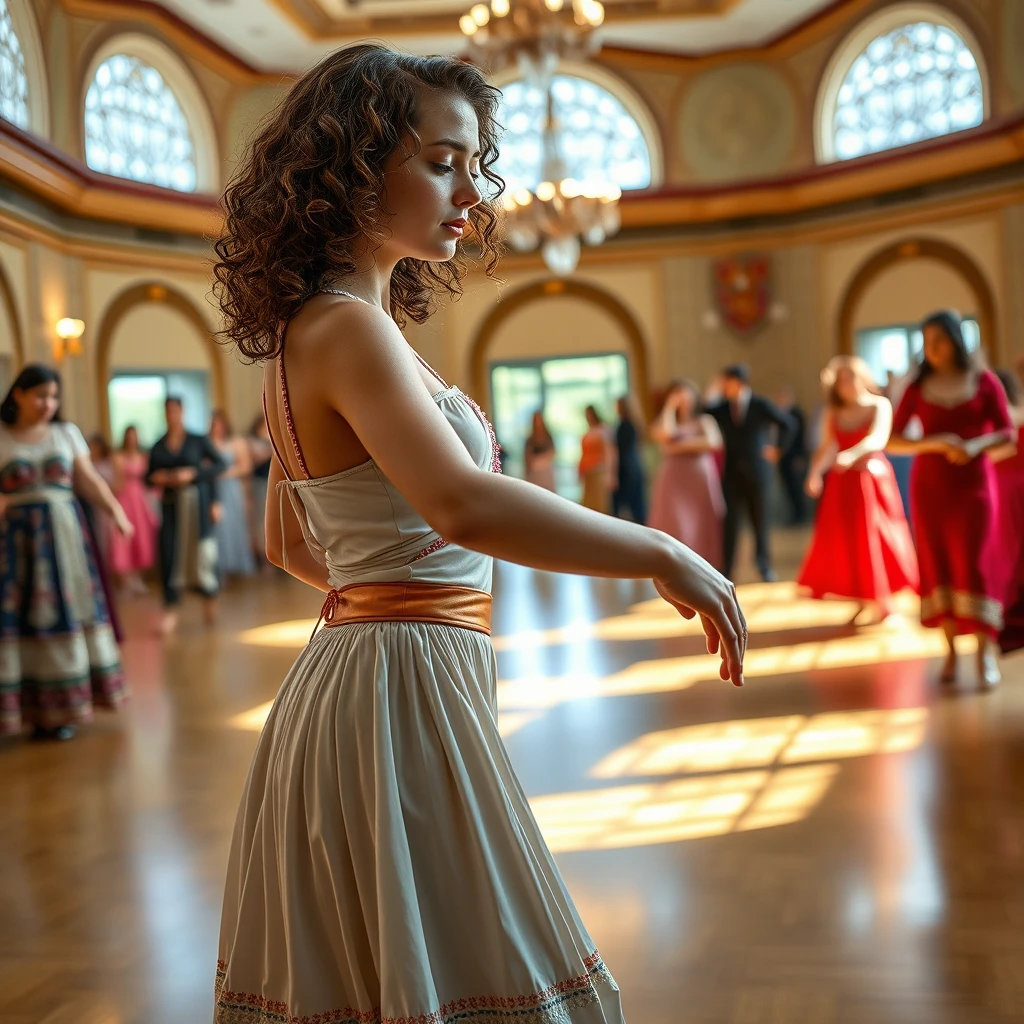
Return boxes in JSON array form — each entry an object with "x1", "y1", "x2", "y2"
[{"x1": 303, "y1": 303, "x2": 746, "y2": 685}]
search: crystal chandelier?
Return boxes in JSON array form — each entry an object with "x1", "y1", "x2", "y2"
[
  {"x1": 460, "y1": 0, "x2": 621, "y2": 275},
  {"x1": 460, "y1": 0, "x2": 605, "y2": 88}
]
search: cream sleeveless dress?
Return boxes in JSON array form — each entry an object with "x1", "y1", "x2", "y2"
[{"x1": 214, "y1": 350, "x2": 625, "y2": 1024}]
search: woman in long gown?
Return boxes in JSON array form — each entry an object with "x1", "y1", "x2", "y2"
[
  {"x1": 211, "y1": 44, "x2": 746, "y2": 1024},
  {"x1": 890, "y1": 311, "x2": 1014, "y2": 688},
  {"x1": 578, "y1": 404, "x2": 613, "y2": 512},
  {"x1": 798, "y1": 357, "x2": 918, "y2": 621},
  {"x1": 209, "y1": 410, "x2": 256, "y2": 580},
  {"x1": 648, "y1": 380, "x2": 725, "y2": 569},
  {"x1": 992, "y1": 369, "x2": 1024, "y2": 652},
  {"x1": 0, "y1": 365, "x2": 132, "y2": 740},
  {"x1": 108, "y1": 425, "x2": 158, "y2": 595},
  {"x1": 523, "y1": 410, "x2": 556, "y2": 491}
]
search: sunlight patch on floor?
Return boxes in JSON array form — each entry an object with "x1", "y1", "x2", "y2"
[
  {"x1": 529, "y1": 764, "x2": 840, "y2": 852},
  {"x1": 591, "y1": 708, "x2": 929, "y2": 778},
  {"x1": 492, "y1": 583, "x2": 921, "y2": 650},
  {"x1": 496, "y1": 629, "x2": 968, "y2": 711}
]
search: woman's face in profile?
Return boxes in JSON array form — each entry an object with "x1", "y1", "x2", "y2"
[{"x1": 382, "y1": 89, "x2": 484, "y2": 264}]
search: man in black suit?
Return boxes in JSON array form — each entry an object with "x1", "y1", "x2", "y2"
[{"x1": 706, "y1": 364, "x2": 795, "y2": 582}]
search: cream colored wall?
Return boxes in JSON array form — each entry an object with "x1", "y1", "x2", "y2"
[
  {"x1": 107, "y1": 303, "x2": 209, "y2": 371},
  {"x1": 661, "y1": 245, "x2": 824, "y2": 411},
  {"x1": 852, "y1": 258, "x2": 978, "y2": 329},
  {"x1": 0, "y1": 239, "x2": 29, "y2": 355}
]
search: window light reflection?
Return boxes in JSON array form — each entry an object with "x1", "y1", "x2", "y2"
[
  {"x1": 529, "y1": 764, "x2": 839, "y2": 853},
  {"x1": 491, "y1": 583, "x2": 919, "y2": 651},
  {"x1": 591, "y1": 708, "x2": 929, "y2": 779}
]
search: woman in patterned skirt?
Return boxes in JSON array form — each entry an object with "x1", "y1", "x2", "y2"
[{"x1": 0, "y1": 365, "x2": 133, "y2": 740}]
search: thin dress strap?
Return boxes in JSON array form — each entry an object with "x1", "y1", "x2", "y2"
[
  {"x1": 263, "y1": 355, "x2": 310, "y2": 481},
  {"x1": 414, "y1": 352, "x2": 451, "y2": 393}
]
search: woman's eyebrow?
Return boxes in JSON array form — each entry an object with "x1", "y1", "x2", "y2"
[{"x1": 426, "y1": 138, "x2": 481, "y2": 157}]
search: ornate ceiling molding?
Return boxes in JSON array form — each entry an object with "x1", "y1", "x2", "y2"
[{"x1": 262, "y1": 0, "x2": 742, "y2": 40}]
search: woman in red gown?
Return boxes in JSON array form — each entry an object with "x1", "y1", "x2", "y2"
[
  {"x1": 798, "y1": 356, "x2": 918, "y2": 621},
  {"x1": 890, "y1": 312, "x2": 1015, "y2": 688},
  {"x1": 992, "y1": 368, "x2": 1024, "y2": 653}
]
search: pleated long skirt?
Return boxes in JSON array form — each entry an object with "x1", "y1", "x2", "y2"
[{"x1": 215, "y1": 619, "x2": 625, "y2": 1024}]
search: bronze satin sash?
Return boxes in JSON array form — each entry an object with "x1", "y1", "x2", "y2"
[{"x1": 313, "y1": 581, "x2": 492, "y2": 640}]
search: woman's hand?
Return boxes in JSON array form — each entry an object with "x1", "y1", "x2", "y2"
[
  {"x1": 113, "y1": 507, "x2": 135, "y2": 539},
  {"x1": 805, "y1": 470, "x2": 824, "y2": 498},
  {"x1": 211, "y1": 501, "x2": 224, "y2": 525},
  {"x1": 654, "y1": 545, "x2": 746, "y2": 687},
  {"x1": 936, "y1": 434, "x2": 970, "y2": 464}
]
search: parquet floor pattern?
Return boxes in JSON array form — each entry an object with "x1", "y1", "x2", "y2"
[{"x1": 1, "y1": 530, "x2": 1023, "y2": 1023}]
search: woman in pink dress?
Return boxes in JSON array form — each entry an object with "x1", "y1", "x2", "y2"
[
  {"x1": 890, "y1": 311, "x2": 1014, "y2": 688},
  {"x1": 993, "y1": 368, "x2": 1024, "y2": 653},
  {"x1": 648, "y1": 380, "x2": 725, "y2": 568},
  {"x1": 798, "y1": 356, "x2": 918, "y2": 622},
  {"x1": 108, "y1": 425, "x2": 158, "y2": 594}
]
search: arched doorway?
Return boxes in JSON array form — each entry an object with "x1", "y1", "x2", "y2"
[
  {"x1": 96, "y1": 282, "x2": 226, "y2": 443},
  {"x1": 837, "y1": 238, "x2": 998, "y2": 375},
  {"x1": 469, "y1": 279, "x2": 651, "y2": 493},
  {"x1": 470, "y1": 278, "x2": 651, "y2": 412}
]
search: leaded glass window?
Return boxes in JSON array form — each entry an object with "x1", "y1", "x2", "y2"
[
  {"x1": 85, "y1": 54, "x2": 197, "y2": 192},
  {"x1": 497, "y1": 74, "x2": 651, "y2": 194},
  {"x1": 833, "y1": 21, "x2": 983, "y2": 161},
  {"x1": 0, "y1": 0, "x2": 29, "y2": 130}
]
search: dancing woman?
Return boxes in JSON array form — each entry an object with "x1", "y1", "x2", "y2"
[
  {"x1": 890, "y1": 311, "x2": 1014, "y2": 687},
  {"x1": 0, "y1": 365, "x2": 131, "y2": 740},
  {"x1": 212, "y1": 44, "x2": 745, "y2": 1024},
  {"x1": 578, "y1": 404, "x2": 614, "y2": 512},
  {"x1": 523, "y1": 409, "x2": 556, "y2": 491},
  {"x1": 108, "y1": 425, "x2": 158, "y2": 594},
  {"x1": 648, "y1": 380, "x2": 725, "y2": 569},
  {"x1": 992, "y1": 369, "x2": 1024, "y2": 652},
  {"x1": 797, "y1": 356, "x2": 918, "y2": 622}
]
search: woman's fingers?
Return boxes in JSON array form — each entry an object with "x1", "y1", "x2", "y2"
[{"x1": 700, "y1": 613, "x2": 720, "y2": 655}]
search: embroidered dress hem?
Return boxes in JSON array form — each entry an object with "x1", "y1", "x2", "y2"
[
  {"x1": 920, "y1": 586, "x2": 1003, "y2": 637},
  {"x1": 214, "y1": 952, "x2": 620, "y2": 1024}
]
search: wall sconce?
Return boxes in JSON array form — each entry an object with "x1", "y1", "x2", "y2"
[{"x1": 54, "y1": 318, "x2": 85, "y2": 362}]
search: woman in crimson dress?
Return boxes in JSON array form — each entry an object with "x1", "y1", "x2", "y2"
[
  {"x1": 992, "y1": 368, "x2": 1024, "y2": 653},
  {"x1": 889, "y1": 312, "x2": 1014, "y2": 688},
  {"x1": 798, "y1": 356, "x2": 918, "y2": 622}
]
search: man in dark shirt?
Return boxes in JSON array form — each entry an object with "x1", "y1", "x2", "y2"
[
  {"x1": 147, "y1": 396, "x2": 225, "y2": 633},
  {"x1": 705, "y1": 365, "x2": 795, "y2": 582},
  {"x1": 775, "y1": 386, "x2": 809, "y2": 525}
]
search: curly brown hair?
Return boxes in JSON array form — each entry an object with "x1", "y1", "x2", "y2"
[{"x1": 213, "y1": 44, "x2": 504, "y2": 363}]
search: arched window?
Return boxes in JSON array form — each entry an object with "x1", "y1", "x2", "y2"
[
  {"x1": 496, "y1": 71, "x2": 656, "y2": 195},
  {"x1": 85, "y1": 54, "x2": 198, "y2": 191},
  {"x1": 0, "y1": 0, "x2": 30, "y2": 130},
  {"x1": 82, "y1": 35, "x2": 219, "y2": 193},
  {"x1": 817, "y1": 5, "x2": 986, "y2": 163}
]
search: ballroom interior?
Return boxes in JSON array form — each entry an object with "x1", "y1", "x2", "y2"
[{"x1": 1, "y1": 0, "x2": 1024, "y2": 1022}]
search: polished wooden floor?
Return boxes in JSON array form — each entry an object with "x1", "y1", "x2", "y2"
[{"x1": 2, "y1": 530, "x2": 1024, "y2": 1024}]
